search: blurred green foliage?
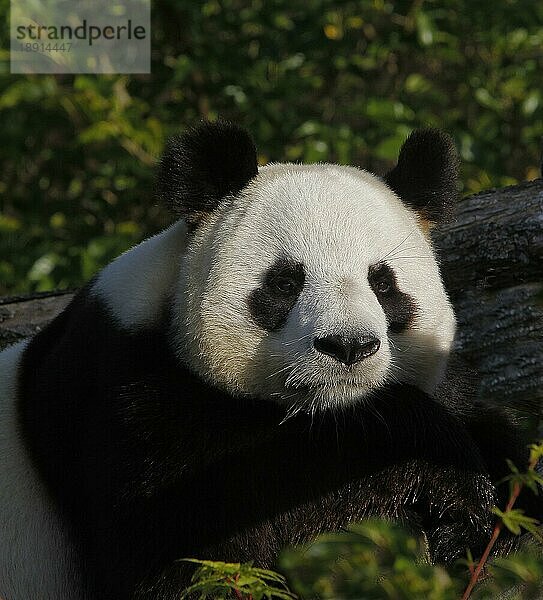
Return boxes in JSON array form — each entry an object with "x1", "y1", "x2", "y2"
[
  {"x1": 1, "y1": 0, "x2": 542, "y2": 294},
  {"x1": 181, "y1": 520, "x2": 543, "y2": 599},
  {"x1": 279, "y1": 520, "x2": 543, "y2": 599}
]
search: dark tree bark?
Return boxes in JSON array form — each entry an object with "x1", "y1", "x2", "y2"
[
  {"x1": 1, "y1": 179, "x2": 542, "y2": 417},
  {"x1": 435, "y1": 178, "x2": 543, "y2": 419},
  {"x1": 437, "y1": 179, "x2": 543, "y2": 298},
  {"x1": 0, "y1": 290, "x2": 74, "y2": 349}
]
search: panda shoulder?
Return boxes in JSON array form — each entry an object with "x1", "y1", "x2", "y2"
[
  {"x1": 90, "y1": 220, "x2": 188, "y2": 330},
  {"x1": 4, "y1": 220, "x2": 188, "y2": 383}
]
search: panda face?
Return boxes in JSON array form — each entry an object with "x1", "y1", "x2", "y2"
[{"x1": 173, "y1": 163, "x2": 456, "y2": 412}]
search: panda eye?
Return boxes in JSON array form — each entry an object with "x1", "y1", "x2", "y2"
[
  {"x1": 260, "y1": 260, "x2": 305, "y2": 301},
  {"x1": 271, "y1": 275, "x2": 297, "y2": 295},
  {"x1": 376, "y1": 280, "x2": 391, "y2": 294},
  {"x1": 368, "y1": 263, "x2": 395, "y2": 296}
]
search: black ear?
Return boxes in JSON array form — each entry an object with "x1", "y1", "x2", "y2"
[
  {"x1": 383, "y1": 129, "x2": 459, "y2": 227},
  {"x1": 156, "y1": 120, "x2": 258, "y2": 226}
]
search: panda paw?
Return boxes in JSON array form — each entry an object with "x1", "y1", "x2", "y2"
[{"x1": 421, "y1": 470, "x2": 496, "y2": 564}]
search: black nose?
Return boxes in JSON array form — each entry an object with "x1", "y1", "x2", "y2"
[{"x1": 313, "y1": 335, "x2": 380, "y2": 365}]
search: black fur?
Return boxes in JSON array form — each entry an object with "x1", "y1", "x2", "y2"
[
  {"x1": 17, "y1": 289, "x2": 538, "y2": 599},
  {"x1": 247, "y1": 259, "x2": 305, "y2": 331},
  {"x1": 435, "y1": 355, "x2": 542, "y2": 536},
  {"x1": 155, "y1": 121, "x2": 258, "y2": 226},
  {"x1": 383, "y1": 129, "x2": 459, "y2": 225},
  {"x1": 368, "y1": 262, "x2": 418, "y2": 333}
]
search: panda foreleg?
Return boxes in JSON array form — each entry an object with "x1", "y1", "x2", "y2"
[
  {"x1": 69, "y1": 380, "x2": 498, "y2": 598},
  {"x1": 118, "y1": 383, "x2": 497, "y2": 597},
  {"x1": 459, "y1": 401, "x2": 542, "y2": 555},
  {"x1": 437, "y1": 357, "x2": 542, "y2": 549}
]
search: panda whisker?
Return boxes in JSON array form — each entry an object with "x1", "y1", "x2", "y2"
[
  {"x1": 282, "y1": 391, "x2": 304, "y2": 403},
  {"x1": 388, "y1": 339, "x2": 414, "y2": 354},
  {"x1": 309, "y1": 401, "x2": 320, "y2": 431},
  {"x1": 283, "y1": 333, "x2": 314, "y2": 346},
  {"x1": 387, "y1": 355, "x2": 407, "y2": 376},
  {"x1": 266, "y1": 364, "x2": 295, "y2": 380},
  {"x1": 366, "y1": 403, "x2": 391, "y2": 437},
  {"x1": 284, "y1": 363, "x2": 312, "y2": 388},
  {"x1": 388, "y1": 338, "x2": 400, "y2": 350},
  {"x1": 386, "y1": 371, "x2": 402, "y2": 385},
  {"x1": 386, "y1": 256, "x2": 433, "y2": 261},
  {"x1": 267, "y1": 352, "x2": 306, "y2": 381},
  {"x1": 387, "y1": 368, "x2": 405, "y2": 383},
  {"x1": 380, "y1": 232, "x2": 414, "y2": 262},
  {"x1": 278, "y1": 410, "x2": 298, "y2": 426},
  {"x1": 279, "y1": 395, "x2": 309, "y2": 424},
  {"x1": 388, "y1": 354, "x2": 409, "y2": 371},
  {"x1": 385, "y1": 245, "x2": 421, "y2": 260}
]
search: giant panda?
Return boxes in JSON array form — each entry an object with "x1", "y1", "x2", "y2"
[{"x1": 0, "y1": 121, "x2": 538, "y2": 600}]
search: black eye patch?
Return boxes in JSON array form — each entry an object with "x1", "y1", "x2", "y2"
[
  {"x1": 368, "y1": 262, "x2": 418, "y2": 333},
  {"x1": 247, "y1": 259, "x2": 305, "y2": 331}
]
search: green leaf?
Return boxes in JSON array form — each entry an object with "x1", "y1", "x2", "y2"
[
  {"x1": 493, "y1": 507, "x2": 540, "y2": 536},
  {"x1": 415, "y1": 11, "x2": 435, "y2": 46}
]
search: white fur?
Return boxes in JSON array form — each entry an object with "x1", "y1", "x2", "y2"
[
  {"x1": 0, "y1": 342, "x2": 86, "y2": 600},
  {"x1": 173, "y1": 163, "x2": 456, "y2": 411},
  {"x1": 92, "y1": 220, "x2": 188, "y2": 329},
  {"x1": 86, "y1": 163, "x2": 454, "y2": 412}
]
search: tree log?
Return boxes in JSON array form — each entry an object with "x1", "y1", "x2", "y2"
[
  {"x1": 0, "y1": 291, "x2": 73, "y2": 349},
  {"x1": 435, "y1": 178, "x2": 543, "y2": 417},
  {"x1": 1, "y1": 179, "x2": 542, "y2": 416},
  {"x1": 437, "y1": 179, "x2": 543, "y2": 298}
]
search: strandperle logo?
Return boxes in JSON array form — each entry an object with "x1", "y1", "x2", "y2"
[
  {"x1": 16, "y1": 20, "x2": 147, "y2": 46},
  {"x1": 10, "y1": 0, "x2": 150, "y2": 74}
]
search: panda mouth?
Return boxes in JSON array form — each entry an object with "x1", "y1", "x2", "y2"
[
  {"x1": 284, "y1": 379, "x2": 365, "y2": 395},
  {"x1": 277, "y1": 380, "x2": 376, "y2": 414},
  {"x1": 276, "y1": 357, "x2": 389, "y2": 406},
  {"x1": 280, "y1": 369, "x2": 388, "y2": 405},
  {"x1": 284, "y1": 369, "x2": 367, "y2": 387}
]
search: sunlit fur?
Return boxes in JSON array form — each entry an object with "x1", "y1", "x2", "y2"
[
  {"x1": 171, "y1": 163, "x2": 456, "y2": 412},
  {"x1": 92, "y1": 220, "x2": 188, "y2": 329}
]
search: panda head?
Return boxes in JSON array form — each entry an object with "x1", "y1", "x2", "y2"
[{"x1": 157, "y1": 121, "x2": 458, "y2": 412}]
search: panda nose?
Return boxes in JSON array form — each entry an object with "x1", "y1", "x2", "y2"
[{"x1": 313, "y1": 335, "x2": 381, "y2": 365}]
